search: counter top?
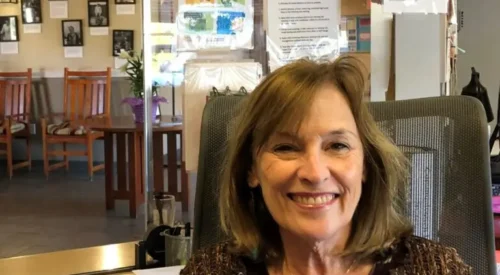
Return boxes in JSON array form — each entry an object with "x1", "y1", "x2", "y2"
[{"x1": 0, "y1": 242, "x2": 137, "y2": 275}]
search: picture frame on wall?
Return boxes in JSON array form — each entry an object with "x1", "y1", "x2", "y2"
[
  {"x1": 61, "y1": 20, "x2": 83, "y2": 47},
  {"x1": 115, "y1": 0, "x2": 135, "y2": 4},
  {"x1": 88, "y1": 0, "x2": 109, "y2": 27},
  {"x1": 21, "y1": 0, "x2": 42, "y2": 24},
  {"x1": 0, "y1": 0, "x2": 18, "y2": 3},
  {"x1": 112, "y1": 30, "x2": 134, "y2": 56},
  {"x1": 0, "y1": 16, "x2": 19, "y2": 42}
]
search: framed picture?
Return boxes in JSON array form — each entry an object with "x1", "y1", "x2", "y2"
[
  {"x1": 61, "y1": 20, "x2": 83, "y2": 47},
  {"x1": 115, "y1": 0, "x2": 135, "y2": 4},
  {"x1": 112, "y1": 30, "x2": 134, "y2": 56},
  {"x1": 0, "y1": 0, "x2": 18, "y2": 3},
  {"x1": 0, "y1": 16, "x2": 19, "y2": 42},
  {"x1": 21, "y1": 0, "x2": 42, "y2": 24},
  {"x1": 88, "y1": 0, "x2": 109, "y2": 27}
]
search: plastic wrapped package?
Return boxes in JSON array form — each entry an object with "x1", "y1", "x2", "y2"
[
  {"x1": 383, "y1": 0, "x2": 448, "y2": 14},
  {"x1": 183, "y1": 62, "x2": 262, "y2": 171},
  {"x1": 266, "y1": 0, "x2": 341, "y2": 72},
  {"x1": 176, "y1": 0, "x2": 254, "y2": 51}
]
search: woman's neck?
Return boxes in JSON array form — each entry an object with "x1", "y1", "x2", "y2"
[{"x1": 272, "y1": 227, "x2": 369, "y2": 275}]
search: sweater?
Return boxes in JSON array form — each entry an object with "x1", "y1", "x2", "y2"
[{"x1": 180, "y1": 235, "x2": 472, "y2": 274}]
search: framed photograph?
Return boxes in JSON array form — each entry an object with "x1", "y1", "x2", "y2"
[
  {"x1": 0, "y1": 16, "x2": 19, "y2": 42},
  {"x1": 61, "y1": 20, "x2": 83, "y2": 47},
  {"x1": 21, "y1": 0, "x2": 42, "y2": 24},
  {"x1": 0, "y1": 0, "x2": 18, "y2": 3},
  {"x1": 88, "y1": 0, "x2": 109, "y2": 27},
  {"x1": 115, "y1": 0, "x2": 135, "y2": 4},
  {"x1": 112, "y1": 30, "x2": 134, "y2": 56}
]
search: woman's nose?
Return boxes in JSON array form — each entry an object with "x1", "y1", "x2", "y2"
[{"x1": 297, "y1": 151, "x2": 330, "y2": 185}]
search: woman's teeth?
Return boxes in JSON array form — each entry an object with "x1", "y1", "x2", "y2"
[{"x1": 291, "y1": 194, "x2": 335, "y2": 205}]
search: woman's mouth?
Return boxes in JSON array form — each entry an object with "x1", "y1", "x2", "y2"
[{"x1": 288, "y1": 193, "x2": 340, "y2": 208}]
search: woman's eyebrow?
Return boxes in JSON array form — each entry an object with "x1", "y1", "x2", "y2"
[
  {"x1": 273, "y1": 128, "x2": 358, "y2": 139},
  {"x1": 326, "y1": 129, "x2": 359, "y2": 138}
]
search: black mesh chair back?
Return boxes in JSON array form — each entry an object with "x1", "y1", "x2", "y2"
[
  {"x1": 193, "y1": 95, "x2": 496, "y2": 274},
  {"x1": 368, "y1": 96, "x2": 495, "y2": 274},
  {"x1": 193, "y1": 96, "x2": 244, "y2": 251}
]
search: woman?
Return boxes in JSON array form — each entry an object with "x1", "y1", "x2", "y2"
[{"x1": 181, "y1": 56, "x2": 472, "y2": 274}]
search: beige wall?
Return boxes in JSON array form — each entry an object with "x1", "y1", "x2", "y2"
[{"x1": 0, "y1": 0, "x2": 143, "y2": 72}]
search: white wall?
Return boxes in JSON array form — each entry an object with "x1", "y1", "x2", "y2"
[
  {"x1": 395, "y1": 13, "x2": 445, "y2": 100},
  {"x1": 370, "y1": 4, "x2": 393, "y2": 102},
  {"x1": 456, "y1": 0, "x2": 500, "y2": 127}
]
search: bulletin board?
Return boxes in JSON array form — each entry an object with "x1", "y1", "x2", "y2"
[
  {"x1": 176, "y1": 0, "x2": 254, "y2": 51},
  {"x1": 0, "y1": 0, "x2": 143, "y2": 74},
  {"x1": 340, "y1": 15, "x2": 371, "y2": 53}
]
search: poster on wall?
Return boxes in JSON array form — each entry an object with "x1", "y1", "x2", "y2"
[
  {"x1": 61, "y1": 20, "x2": 83, "y2": 46},
  {"x1": 149, "y1": 23, "x2": 192, "y2": 87},
  {"x1": 21, "y1": 0, "x2": 42, "y2": 24},
  {"x1": 0, "y1": 16, "x2": 19, "y2": 42},
  {"x1": 176, "y1": 0, "x2": 254, "y2": 51},
  {"x1": 49, "y1": 1, "x2": 68, "y2": 19},
  {"x1": 88, "y1": 0, "x2": 110, "y2": 27},
  {"x1": 340, "y1": 15, "x2": 371, "y2": 53},
  {"x1": 112, "y1": 30, "x2": 133, "y2": 56},
  {"x1": 383, "y1": 0, "x2": 447, "y2": 14},
  {"x1": 266, "y1": 0, "x2": 341, "y2": 72}
]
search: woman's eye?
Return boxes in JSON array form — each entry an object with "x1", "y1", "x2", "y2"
[
  {"x1": 273, "y1": 144, "x2": 297, "y2": 152},
  {"x1": 329, "y1": 143, "x2": 349, "y2": 151}
]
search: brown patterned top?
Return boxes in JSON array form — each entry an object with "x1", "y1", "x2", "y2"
[{"x1": 180, "y1": 236, "x2": 472, "y2": 274}]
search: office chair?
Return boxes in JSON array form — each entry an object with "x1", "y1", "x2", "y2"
[{"x1": 193, "y1": 95, "x2": 496, "y2": 274}]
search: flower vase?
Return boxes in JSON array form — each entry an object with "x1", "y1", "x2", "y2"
[
  {"x1": 131, "y1": 101, "x2": 159, "y2": 123},
  {"x1": 122, "y1": 96, "x2": 168, "y2": 124}
]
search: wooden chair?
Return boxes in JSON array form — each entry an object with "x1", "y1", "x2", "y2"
[
  {"x1": 0, "y1": 69, "x2": 32, "y2": 179},
  {"x1": 41, "y1": 68, "x2": 111, "y2": 180}
]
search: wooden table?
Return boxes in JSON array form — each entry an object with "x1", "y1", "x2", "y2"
[{"x1": 90, "y1": 116, "x2": 187, "y2": 218}]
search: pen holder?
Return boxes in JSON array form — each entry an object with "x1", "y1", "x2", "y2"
[
  {"x1": 150, "y1": 192, "x2": 175, "y2": 227},
  {"x1": 164, "y1": 229, "x2": 194, "y2": 266}
]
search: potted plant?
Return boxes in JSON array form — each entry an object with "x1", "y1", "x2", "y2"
[{"x1": 119, "y1": 50, "x2": 167, "y2": 123}]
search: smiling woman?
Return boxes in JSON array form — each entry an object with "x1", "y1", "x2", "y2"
[{"x1": 180, "y1": 56, "x2": 472, "y2": 274}]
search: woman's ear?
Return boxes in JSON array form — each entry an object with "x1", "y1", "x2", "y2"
[
  {"x1": 362, "y1": 165, "x2": 367, "y2": 183},
  {"x1": 248, "y1": 168, "x2": 260, "y2": 188}
]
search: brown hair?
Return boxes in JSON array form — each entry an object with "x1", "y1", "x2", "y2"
[{"x1": 219, "y1": 55, "x2": 412, "y2": 265}]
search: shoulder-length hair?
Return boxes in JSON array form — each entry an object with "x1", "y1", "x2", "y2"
[{"x1": 219, "y1": 55, "x2": 412, "y2": 265}]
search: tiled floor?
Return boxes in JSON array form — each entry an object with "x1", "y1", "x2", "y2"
[{"x1": 0, "y1": 162, "x2": 192, "y2": 259}]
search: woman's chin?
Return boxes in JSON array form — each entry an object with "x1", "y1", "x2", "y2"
[{"x1": 290, "y1": 221, "x2": 344, "y2": 242}]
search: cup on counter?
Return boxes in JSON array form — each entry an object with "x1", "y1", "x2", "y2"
[
  {"x1": 164, "y1": 228, "x2": 194, "y2": 266},
  {"x1": 149, "y1": 192, "x2": 175, "y2": 227}
]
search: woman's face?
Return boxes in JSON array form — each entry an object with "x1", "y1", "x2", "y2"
[{"x1": 250, "y1": 85, "x2": 365, "y2": 242}]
